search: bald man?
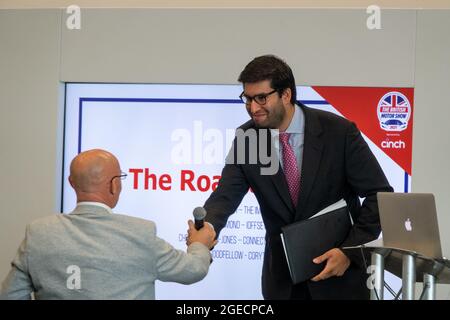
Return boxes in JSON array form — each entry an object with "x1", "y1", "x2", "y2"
[{"x1": 1, "y1": 149, "x2": 216, "y2": 300}]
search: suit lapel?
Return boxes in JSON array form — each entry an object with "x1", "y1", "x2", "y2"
[
  {"x1": 252, "y1": 106, "x2": 324, "y2": 223},
  {"x1": 269, "y1": 164, "x2": 295, "y2": 215},
  {"x1": 295, "y1": 106, "x2": 324, "y2": 220},
  {"x1": 256, "y1": 127, "x2": 295, "y2": 220}
]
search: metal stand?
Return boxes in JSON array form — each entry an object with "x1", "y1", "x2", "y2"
[
  {"x1": 422, "y1": 273, "x2": 436, "y2": 300},
  {"x1": 402, "y1": 253, "x2": 416, "y2": 300},
  {"x1": 343, "y1": 244, "x2": 450, "y2": 300},
  {"x1": 370, "y1": 251, "x2": 385, "y2": 300}
]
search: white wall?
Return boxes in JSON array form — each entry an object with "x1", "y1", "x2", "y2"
[
  {"x1": 60, "y1": 9, "x2": 416, "y2": 86},
  {"x1": 0, "y1": 8, "x2": 63, "y2": 284},
  {"x1": 1, "y1": 8, "x2": 449, "y2": 299},
  {"x1": 412, "y1": 9, "x2": 450, "y2": 300}
]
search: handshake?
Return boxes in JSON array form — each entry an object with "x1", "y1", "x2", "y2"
[{"x1": 185, "y1": 207, "x2": 218, "y2": 250}]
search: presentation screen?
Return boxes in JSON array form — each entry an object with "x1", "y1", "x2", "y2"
[{"x1": 62, "y1": 83, "x2": 414, "y2": 299}]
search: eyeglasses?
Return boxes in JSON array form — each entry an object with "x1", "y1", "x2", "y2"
[
  {"x1": 239, "y1": 89, "x2": 278, "y2": 106},
  {"x1": 110, "y1": 172, "x2": 127, "y2": 183}
]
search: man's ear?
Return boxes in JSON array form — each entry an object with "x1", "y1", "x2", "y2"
[
  {"x1": 282, "y1": 88, "x2": 292, "y2": 104},
  {"x1": 110, "y1": 178, "x2": 118, "y2": 195},
  {"x1": 68, "y1": 176, "x2": 75, "y2": 188}
]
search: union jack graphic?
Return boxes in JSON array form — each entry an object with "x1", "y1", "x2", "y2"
[{"x1": 380, "y1": 94, "x2": 408, "y2": 108}]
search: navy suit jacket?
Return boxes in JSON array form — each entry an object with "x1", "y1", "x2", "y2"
[{"x1": 204, "y1": 104, "x2": 393, "y2": 299}]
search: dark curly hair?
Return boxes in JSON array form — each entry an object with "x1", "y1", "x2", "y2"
[{"x1": 238, "y1": 55, "x2": 297, "y2": 105}]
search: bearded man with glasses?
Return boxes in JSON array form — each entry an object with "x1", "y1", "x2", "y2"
[{"x1": 203, "y1": 55, "x2": 393, "y2": 300}]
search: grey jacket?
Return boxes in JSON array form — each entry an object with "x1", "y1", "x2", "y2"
[{"x1": 0, "y1": 204, "x2": 211, "y2": 299}]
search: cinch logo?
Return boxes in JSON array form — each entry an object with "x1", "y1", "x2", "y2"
[{"x1": 381, "y1": 140, "x2": 406, "y2": 149}]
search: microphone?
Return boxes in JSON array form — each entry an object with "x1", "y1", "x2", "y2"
[{"x1": 193, "y1": 207, "x2": 207, "y2": 230}]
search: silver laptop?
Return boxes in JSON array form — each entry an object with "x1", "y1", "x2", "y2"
[{"x1": 377, "y1": 192, "x2": 443, "y2": 259}]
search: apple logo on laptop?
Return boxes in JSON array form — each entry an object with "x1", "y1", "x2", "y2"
[{"x1": 404, "y1": 218, "x2": 413, "y2": 232}]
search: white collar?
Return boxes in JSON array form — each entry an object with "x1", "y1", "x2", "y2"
[
  {"x1": 270, "y1": 104, "x2": 304, "y2": 137},
  {"x1": 76, "y1": 202, "x2": 113, "y2": 214}
]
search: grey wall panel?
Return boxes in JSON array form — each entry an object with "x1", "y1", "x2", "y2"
[
  {"x1": 0, "y1": 9, "x2": 62, "y2": 283},
  {"x1": 60, "y1": 9, "x2": 416, "y2": 86},
  {"x1": 413, "y1": 10, "x2": 450, "y2": 260}
]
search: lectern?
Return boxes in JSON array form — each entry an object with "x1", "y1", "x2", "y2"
[{"x1": 344, "y1": 239, "x2": 450, "y2": 300}]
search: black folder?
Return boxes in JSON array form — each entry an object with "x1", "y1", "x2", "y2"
[{"x1": 280, "y1": 201, "x2": 351, "y2": 284}]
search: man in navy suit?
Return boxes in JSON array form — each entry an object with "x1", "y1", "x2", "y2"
[{"x1": 204, "y1": 55, "x2": 393, "y2": 299}]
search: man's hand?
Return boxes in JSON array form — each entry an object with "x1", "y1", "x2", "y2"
[
  {"x1": 186, "y1": 220, "x2": 218, "y2": 250},
  {"x1": 310, "y1": 248, "x2": 350, "y2": 281}
]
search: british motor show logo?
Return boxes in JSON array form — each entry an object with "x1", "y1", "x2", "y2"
[{"x1": 377, "y1": 91, "x2": 411, "y2": 132}]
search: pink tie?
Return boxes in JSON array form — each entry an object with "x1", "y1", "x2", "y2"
[{"x1": 279, "y1": 133, "x2": 300, "y2": 208}]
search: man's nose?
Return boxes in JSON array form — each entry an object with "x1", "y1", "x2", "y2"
[{"x1": 249, "y1": 100, "x2": 261, "y2": 114}]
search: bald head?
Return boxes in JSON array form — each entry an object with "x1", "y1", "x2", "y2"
[{"x1": 69, "y1": 149, "x2": 122, "y2": 207}]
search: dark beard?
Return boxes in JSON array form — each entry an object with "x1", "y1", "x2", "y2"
[{"x1": 253, "y1": 109, "x2": 285, "y2": 129}]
